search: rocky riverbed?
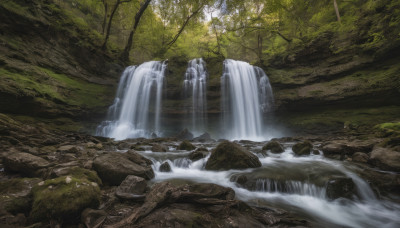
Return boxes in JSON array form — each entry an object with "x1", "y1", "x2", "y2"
[{"x1": 1, "y1": 114, "x2": 400, "y2": 227}]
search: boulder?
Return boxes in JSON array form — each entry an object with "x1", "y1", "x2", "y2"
[
  {"x1": 193, "y1": 132, "x2": 212, "y2": 142},
  {"x1": 106, "y1": 181, "x2": 309, "y2": 227},
  {"x1": 177, "y1": 140, "x2": 196, "y2": 150},
  {"x1": 262, "y1": 141, "x2": 284, "y2": 153},
  {"x1": 81, "y1": 209, "x2": 107, "y2": 228},
  {"x1": 322, "y1": 140, "x2": 375, "y2": 159},
  {"x1": 115, "y1": 175, "x2": 147, "y2": 200},
  {"x1": 0, "y1": 178, "x2": 41, "y2": 215},
  {"x1": 57, "y1": 145, "x2": 80, "y2": 154},
  {"x1": 205, "y1": 141, "x2": 261, "y2": 170},
  {"x1": 93, "y1": 152, "x2": 154, "y2": 185},
  {"x1": 176, "y1": 128, "x2": 194, "y2": 140},
  {"x1": 369, "y1": 147, "x2": 400, "y2": 172},
  {"x1": 292, "y1": 141, "x2": 312, "y2": 156},
  {"x1": 49, "y1": 166, "x2": 102, "y2": 185},
  {"x1": 3, "y1": 151, "x2": 50, "y2": 177},
  {"x1": 325, "y1": 177, "x2": 355, "y2": 200},
  {"x1": 352, "y1": 152, "x2": 369, "y2": 163},
  {"x1": 151, "y1": 144, "x2": 168, "y2": 152},
  {"x1": 30, "y1": 175, "x2": 101, "y2": 223},
  {"x1": 189, "y1": 148, "x2": 208, "y2": 161},
  {"x1": 159, "y1": 162, "x2": 172, "y2": 172}
]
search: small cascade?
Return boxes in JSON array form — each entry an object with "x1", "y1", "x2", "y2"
[
  {"x1": 183, "y1": 58, "x2": 208, "y2": 133},
  {"x1": 221, "y1": 59, "x2": 274, "y2": 140},
  {"x1": 255, "y1": 179, "x2": 326, "y2": 198},
  {"x1": 96, "y1": 61, "x2": 167, "y2": 140}
]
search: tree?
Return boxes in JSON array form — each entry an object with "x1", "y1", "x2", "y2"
[
  {"x1": 333, "y1": 0, "x2": 341, "y2": 22},
  {"x1": 102, "y1": 0, "x2": 131, "y2": 50},
  {"x1": 121, "y1": 0, "x2": 152, "y2": 61}
]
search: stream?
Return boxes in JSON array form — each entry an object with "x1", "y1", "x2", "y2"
[{"x1": 131, "y1": 141, "x2": 400, "y2": 228}]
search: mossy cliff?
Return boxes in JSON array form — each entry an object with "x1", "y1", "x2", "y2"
[{"x1": 0, "y1": 0, "x2": 123, "y2": 131}]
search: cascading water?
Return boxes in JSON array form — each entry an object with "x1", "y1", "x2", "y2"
[
  {"x1": 96, "y1": 61, "x2": 167, "y2": 140},
  {"x1": 221, "y1": 59, "x2": 274, "y2": 140},
  {"x1": 136, "y1": 143, "x2": 400, "y2": 228},
  {"x1": 183, "y1": 58, "x2": 208, "y2": 134}
]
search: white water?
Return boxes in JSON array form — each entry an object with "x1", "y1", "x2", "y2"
[
  {"x1": 138, "y1": 145, "x2": 400, "y2": 228},
  {"x1": 96, "y1": 61, "x2": 167, "y2": 140},
  {"x1": 221, "y1": 59, "x2": 274, "y2": 140},
  {"x1": 183, "y1": 58, "x2": 208, "y2": 134}
]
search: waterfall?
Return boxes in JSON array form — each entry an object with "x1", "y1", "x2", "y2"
[
  {"x1": 221, "y1": 59, "x2": 274, "y2": 140},
  {"x1": 183, "y1": 58, "x2": 208, "y2": 133},
  {"x1": 96, "y1": 61, "x2": 167, "y2": 140}
]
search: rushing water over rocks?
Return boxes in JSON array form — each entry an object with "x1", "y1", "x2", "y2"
[
  {"x1": 221, "y1": 59, "x2": 274, "y2": 140},
  {"x1": 137, "y1": 141, "x2": 400, "y2": 228},
  {"x1": 183, "y1": 58, "x2": 208, "y2": 134},
  {"x1": 96, "y1": 61, "x2": 167, "y2": 140}
]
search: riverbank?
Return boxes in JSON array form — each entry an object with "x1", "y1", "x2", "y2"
[{"x1": 1, "y1": 114, "x2": 399, "y2": 227}]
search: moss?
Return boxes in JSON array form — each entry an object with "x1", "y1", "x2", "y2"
[
  {"x1": 68, "y1": 167, "x2": 102, "y2": 185},
  {"x1": 292, "y1": 141, "x2": 313, "y2": 156},
  {"x1": 30, "y1": 175, "x2": 101, "y2": 223},
  {"x1": 280, "y1": 106, "x2": 400, "y2": 133},
  {"x1": 0, "y1": 67, "x2": 112, "y2": 110},
  {"x1": 177, "y1": 140, "x2": 196, "y2": 151},
  {"x1": 0, "y1": 178, "x2": 41, "y2": 215},
  {"x1": 376, "y1": 122, "x2": 400, "y2": 132},
  {"x1": 262, "y1": 141, "x2": 284, "y2": 153}
]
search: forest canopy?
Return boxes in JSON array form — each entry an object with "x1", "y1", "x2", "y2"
[{"x1": 47, "y1": 0, "x2": 400, "y2": 64}]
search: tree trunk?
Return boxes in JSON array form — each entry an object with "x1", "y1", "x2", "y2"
[
  {"x1": 101, "y1": 0, "x2": 108, "y2": 35},
  {"x1": 257, "y1": 33, "x2": 263, "y2": 63},
  {"x1": 121, "y1": 0, "x2": 152, "y2": 61},
  {"x1": 333, "y1": 0, "x2": 341, "y2": 23},
  {"x1": 102, "y1": 0, "x2": 121, "y2": 50}
]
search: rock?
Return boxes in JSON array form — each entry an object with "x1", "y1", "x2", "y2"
[
  {"x1": 49, "y1": 166, "x2": 102, "y2": 184},
  {"x1": 292, "y1": 141, "x2": 312, "y2": 156},
  {"x1": 115, "y1": 175, "x2": 147, "y2": 200},
  {"x1": 3, "y1": 151, "x2": 50, "y2": 177},
  {"x1": 159, "y1": 162, "x2": 171, "y2": 172},
  {"x1": 176, "y1": 128, "x2": 194, "y2": 140},
  {"x1": 369, "y1": 147, "x2": 400, "y2": 172},
  {"x1": 322, "y1": 140, "x2": 375, "y2": 159},
  {"x1": 326, "y1": 177, "x2": 355, "y2": 200},
  {"x1": 117, "y1": 142, "x2": 130, "y2": 150},
  {"x1": 39, "y1": 146, "x2": 57, "y2": 154},
  {"x1": 150, "y1": 132, "x2": 157, "y2": 138},
  {"x1": 81, "y1": 209, "x2": 107, "y2": 228},
  {"x1": 0, "y1": 178, "x2": 41, "y2": 215},
  {"x1": 352, "y1": 152, "x2": 369, "y2": 163},
  {"x1": 177, "y1": 140, "x2": 196, "y2": 150},
  {"x1": 193, "y1": 132, "x2": 212, "y2": 142},
  {"x1": 93, "y1": 152, "x2": 154, "y2": 185},
  {"x1": 205, "y1": 141, "x2": 261, "y2": 170},
  {"x1": 30, "y1": 175, "x2": 101, "y2": 223},
  {"x1": 188, "y1": 148, "x2": 208, "y2": 161},
  {"x1": 125, "y1": 150, "x2": 153, "y2": 166},
  {"x1": 151, "y1": 144, "x2": 168, "y2": 152},
  {"x1": 57, "y1": 145, "x2": 80, "y2": 153},
  {"x1": 262, "y1": 141, "x2": 284, "y2": 153},
  {"x1": 107, "y1": 181, "x2": 308, "y2": 227}
]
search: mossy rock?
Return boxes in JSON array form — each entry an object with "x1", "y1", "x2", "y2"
[
  {"x1": 292, "y1": 141, "x2": 313, "y2": 156},
  {"x1": 30, "y1": 175, "x2": 101, "y2": 223},
  {"x1": 0, "y1": 178, "x2": 41, "y2": 215},
  {"x1": 50, "y1": 166, "x2": 102, "y2": 185},
  {"x1": 262, "y1": 141, "x2": 284, "y2": 153},
  {"x1": 177, "y1": 140, "x2": 196, "y2": 151},
  {"x1": 205, "y1": 141, "x2": 261, "y2": 170}
]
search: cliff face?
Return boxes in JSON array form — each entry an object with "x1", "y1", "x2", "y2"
[
  {"x1": 0, "y1": 0, "x2": 398, "y2": 133},
  {"x1": 0, "y1": 0, "x2": 122, "y2": 128}
]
